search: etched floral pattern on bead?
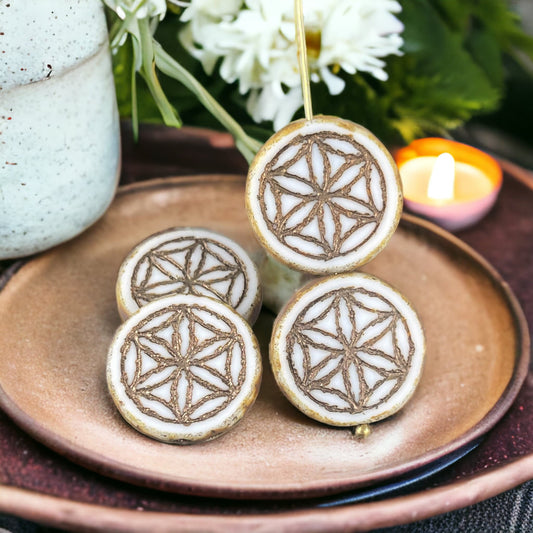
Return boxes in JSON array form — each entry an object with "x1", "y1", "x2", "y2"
[
  {"x1": 130, "y1": 236, "x2": 250, "y2": 311},
  {"x1": 258, "y1": 130, "x2": 386, "y2": 262},
  {"x1": 120, "y1": 303, "x2": 247, "y2": 425},
  {"x1": 285, "y1": 286, "x2": 415, "y2": 414}
]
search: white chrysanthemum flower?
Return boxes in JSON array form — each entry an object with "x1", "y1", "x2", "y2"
[
  {"x1": 179, "y1": 0, "x2": 243, "y2": 21},
  {"x1": 180, "y1": 0, "x2": 404, "y2": 130}
]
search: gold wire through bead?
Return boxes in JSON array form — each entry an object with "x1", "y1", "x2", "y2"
[{"x1": 294, "y1": 0, "x2": 313, "y2": 121}]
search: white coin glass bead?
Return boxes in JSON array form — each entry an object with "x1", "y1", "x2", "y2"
[
  {"x1": 246, "y1": 116, "x2": 402, "y2": 274},
  {"x1": 116, "y1": 228, "x2": 262, "y2": 323},
  {"x1": 107, "y1": 295, "x2": 262, "y2": 444},
  {"x1": 270, "y1": 273, "x2": 425, "y2": 426}
]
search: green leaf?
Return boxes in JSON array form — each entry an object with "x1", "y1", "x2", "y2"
[
  {"x1": 433, "y1": 0, "x2": 533, "y2": 63},
  {"x1": 467, "y1": 28, "x2": 504, "y2": 89},
  {"x1": 383, "y1": 0, "x2": 502, "y2": 141}
]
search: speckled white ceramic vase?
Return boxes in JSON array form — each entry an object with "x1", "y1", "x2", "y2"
[{"x1": 0, "y1": 0, "x2": 121, "y2": 259}]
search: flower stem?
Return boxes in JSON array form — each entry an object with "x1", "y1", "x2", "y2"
[
  {"x1": 130, "y1": 38, "x2": 140, "y2": 140},
  {"x1": 153, "y1": 42, "x2": 263, "y2": 163},
  {"x1": 138, "y1": 18, "x2": 182, "y2": 129}
]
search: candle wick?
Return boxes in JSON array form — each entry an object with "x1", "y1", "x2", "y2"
[{"x1": 427, "y1": 152, "x2": 455, "y2": 201}]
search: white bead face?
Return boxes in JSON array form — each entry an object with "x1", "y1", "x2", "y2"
[
  {"x1": 107, "y1": 295, "x2": 262, "y2": 443},
  {"x1": 271, "y1": 274, "x2": 425, "y2": 426},
  {"x1": 117, "y1": 228, "x2": 261, "y2": 323},
  {"x1": 247, "y1": 117, "x2": 402, "y2": 274}
]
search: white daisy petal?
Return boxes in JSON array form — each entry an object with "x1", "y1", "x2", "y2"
[{"x1": 319, "y1": 67, "x2": 345, "y2": 96}]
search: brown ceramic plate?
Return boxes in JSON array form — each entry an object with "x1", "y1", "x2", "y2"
[{"x1": 0, "y1": 175, "x2": 528, "y2": 500}]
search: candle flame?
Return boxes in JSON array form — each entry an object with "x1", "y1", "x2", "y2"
[{"x1": 427, "y1": 152, "x2": 455, "y2": 201}]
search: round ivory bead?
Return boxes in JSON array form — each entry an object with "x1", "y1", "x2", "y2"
[
  {"x1": 107, "y1": 294, "x2": 262, "y2": 444},
  {"x1": 270, "y1": 273, "x2": 425, "y2": 426},
  {"x1": 116, "y1": 227, "x2": 262, "y2": 324},
  {"x1": 246, "y1": 116, "x2": 402, "y2": 274}
]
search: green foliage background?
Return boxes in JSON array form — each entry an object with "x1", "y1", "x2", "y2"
[{"x1": 111, "y1": 0, "x2": 533, "y2": 146}]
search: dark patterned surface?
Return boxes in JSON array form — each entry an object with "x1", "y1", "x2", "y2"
[{"x1": 0, "y1": 124, "x2": 532, "y2": 531}]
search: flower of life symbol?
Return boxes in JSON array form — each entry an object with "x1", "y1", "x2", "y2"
[
  {"x1": 120, "y1": 302, "x2": 247, "y2": 425},
  {"x1": 285, "y1": 286, "x2": 416, "y2": 417},
  {"x1": 131, "y1": 236, "x2": 249, "y2": 312},
  {"x1": 248, "y1": 117, "x2": 402, "y2": 275}
]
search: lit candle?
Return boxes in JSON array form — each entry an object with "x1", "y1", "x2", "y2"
[{"x1": 395, "y1": 138, "x2": 502, "y2": 231}]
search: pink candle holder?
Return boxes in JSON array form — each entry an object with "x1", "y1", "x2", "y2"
[{"x1": 395, "y1": 138, "x2": 502, "y2": 231}]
